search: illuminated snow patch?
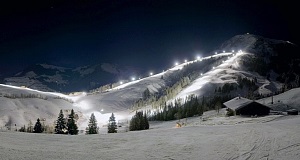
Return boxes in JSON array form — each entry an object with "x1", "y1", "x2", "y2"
[
  {"x1": 83, "y1": 112, "x2": 127, "y2": 127},
  {"x1": 74, "y1": 100, "x2": 91, "y2": 110},
  {"x1": 174, "y1": 50, "x2": 246, "y2": 100}
]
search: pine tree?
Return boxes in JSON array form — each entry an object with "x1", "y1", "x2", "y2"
[
  {"x1": 33, "y1": 118, "x2": 43, "y2": 133},
  {"x1": 27, "y1": 120, "x2": 33, "y2": 133},
  {"x1": 144, "y1": 112, "x2": 149, "y2": 129},
  {"x1": 19, "y1": 125, "x2": 26, "y2": 132},
  {"x1": 86, "y1": 113, "x2": 98, "y2": 134},
  {"x1": 143, "y1": 88, "x2": 151, "y2": 100},
  {"x1": 129, "y1": 111, "x2": 150, "y2": 131},
  {"x1": 129, "y1": 111, "x2": 137, "y2": 131},
  {"x1": 215, "y1": 100, "x2": 222, "y2": 114},
  {"x1": 67, "y1": 109, "x2": 78, "y2": 135},
  {"x1": 55, "y1": 109, "x2": 67, "y2": 134},
  {"x1": 108, "y1": 113, "x2": 117, "y2": 133}
]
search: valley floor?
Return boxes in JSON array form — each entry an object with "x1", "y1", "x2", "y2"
[{"x1": 1, "y1": 114, "x2": 300, "y2": 160}]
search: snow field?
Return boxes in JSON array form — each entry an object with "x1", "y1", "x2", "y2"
[{"x1": 1, "y1": 115, "x2": 300, "y2": 160}]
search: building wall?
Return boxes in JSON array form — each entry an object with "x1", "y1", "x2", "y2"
[{"x1": 236, "y1": 102, "x2": 270, "y2": 116}]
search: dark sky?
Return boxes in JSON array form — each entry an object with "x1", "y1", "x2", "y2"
[{"x1": 0, "y1": 0, "x2": 298, "y2": 75}]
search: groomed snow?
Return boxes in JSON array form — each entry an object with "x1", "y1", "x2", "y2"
[{"x1": 0, "y1": 114, "x2": 299, "y2": 160}]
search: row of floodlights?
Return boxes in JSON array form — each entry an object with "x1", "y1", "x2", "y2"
[
  {"x1": 174, "y1": 50, "x2": 239, "y2": 66},
  {"x1": 118, "y1": 50, "x2": 243, "y2": 85},
  {"x1": 119, "y1": 71, "x2": 154, "y2": 84}
]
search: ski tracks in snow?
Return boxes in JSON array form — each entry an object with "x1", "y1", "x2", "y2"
[{"x1": 220, "y1": 121, "x2": 300, "y2": 160}]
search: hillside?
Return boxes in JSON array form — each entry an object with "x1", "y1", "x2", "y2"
[
  {"x1": 0, "y1": 51, "x2": 242, "y2": 129},
  {"x1": 257, "y1": 87, "x2": 300, "y2": 111},
  {"x1": 3, "y1": 63, "x2": 139, "y2": 92},
  {"x1": 0, "y1": 34, "x2": 299, "y2": 131},
  {"x1": 219, "y1": 34, "x2": 300, "y2": 89}
]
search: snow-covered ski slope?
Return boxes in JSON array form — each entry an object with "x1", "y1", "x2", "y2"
[
  {"x1": 1, "y1": 114, "x2": 300, "y2": 160},
  {"x1": 0, "y1": 84, "x2": 86, "y2": 128},
  {"x1": 0, "y1": 50, "x2": 287, "y2": 129},
  {"x1": 257, "y1": 87, "x2": 300, "y2": 110}
]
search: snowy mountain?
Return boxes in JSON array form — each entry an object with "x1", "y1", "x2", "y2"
[
  {"x1": 219, "y1": 34, "x2": 297, "y2": 56},
  {"x1": 0, "y1": 34, "x2": 299, "y2": 132},
  {"x1": 0, "y1": 52, "x2": 240, "y2": 130},
  {"x1": 219, "y1": 34, "x2": 300, "y2": 90},
  {"x1": 3, "y1": 63, "x2": 139, "y2": 92}
]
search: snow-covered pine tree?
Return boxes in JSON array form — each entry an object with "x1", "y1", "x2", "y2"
[
  {"x1": 33, "y1": 118, "x2": 43, "y2": 133},
  {"x1": 108, "y1": 113, "x2": 117, "y2": 133},
  {"x1": 55, "y1": 109, "x2": 67, "y2": 134},
  {"x1": 86, "y1": 113, "x2": 98, "y2": 134},
  {"x1": 67, "y1": 109, "x2": 78, "y2": 135}
]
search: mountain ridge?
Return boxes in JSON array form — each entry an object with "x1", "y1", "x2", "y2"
[
  {"x1": 1, "y1": 34, "x2": 299, "y2": 130},
  {"x1": 3, "y1": 63, "x2": 142, "y2": 92}
]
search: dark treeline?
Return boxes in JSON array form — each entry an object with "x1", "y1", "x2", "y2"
[
  {"x1": 2, "y1": 93, "x2": 48, "y2": 100},
  {"x1": 1, "y1": 93, "x2": 73, "y2": 103},
  {"x1": 148, "y1": 94, "x2": 232, "y2": 121},
  {"x1": 129, "y1": 111, "x2": 149, "y2": 131}
]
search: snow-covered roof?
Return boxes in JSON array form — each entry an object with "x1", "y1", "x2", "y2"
[
  {"x1": 223, "y1": 97, "x2": 254, "y2": 111},
  {"x1": 224, "y1": 97, "x2": 271, "y2": 111}
]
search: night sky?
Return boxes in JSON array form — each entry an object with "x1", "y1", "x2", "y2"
[{"x1": 0, "y1": 0, "x2": 298, "y2": 76}]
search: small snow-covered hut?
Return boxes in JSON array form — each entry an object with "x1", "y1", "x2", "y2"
[
  {"x1": 287, "y1": 109, "x2": 298, "y2": 115},
  {"x1": 224, "y1": 97, "x2": 271, "y2": 116}
]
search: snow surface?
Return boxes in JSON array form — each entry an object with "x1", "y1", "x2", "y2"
[
  {"x1": 173, "y1": 51, "x2": 283, "y2": 103},
  {"x1": 0, "y1": 50, "x2": 290, "y2": 131},
  {"x1": 257, "y1": 88, "x2": 300, "y2": 110},
  {"x1": 0, "y1": 114, "x2": 300, "y2": 160},
  {"x1": 223, "y1": 97, "x2": 253, "y2": 110},
  {"x1": 0, "y1": 48, "x2": 300, "y2": 159},
  {"x1": 174, "y1": 51, "x2": 246, "y2": 101}
]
